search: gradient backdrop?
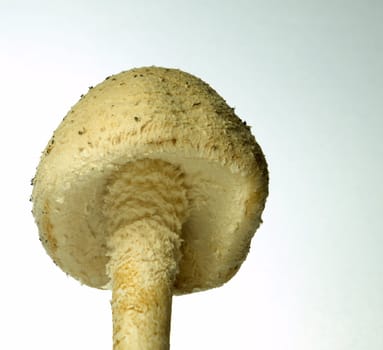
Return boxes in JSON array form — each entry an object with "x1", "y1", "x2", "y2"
[{"x1": 1, "y1": 0, "x2": 382, "y2": 349}]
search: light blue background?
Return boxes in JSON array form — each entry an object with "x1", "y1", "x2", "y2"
[{"x1": 1, "y1": 1, "x2": 382, "y2": 349}]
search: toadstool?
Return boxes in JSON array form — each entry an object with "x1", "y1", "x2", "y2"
[{"x1": 31, "y1": 66, "x2": 269, "y2": 349}]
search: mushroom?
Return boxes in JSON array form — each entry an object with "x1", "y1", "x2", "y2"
[{"x1": 31, "y1": 66, "x2": 268, "y2": 349}]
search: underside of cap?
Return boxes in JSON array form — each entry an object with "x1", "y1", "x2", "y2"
[{"x1": 32, "y1": 66, "x2": 268, "y2": 294}]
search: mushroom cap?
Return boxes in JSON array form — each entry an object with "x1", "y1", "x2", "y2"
[{"x1": 32, "y1": 66, "x2": 268, "y2": 294}]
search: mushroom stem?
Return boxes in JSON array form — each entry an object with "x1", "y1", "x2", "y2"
[
  {"x1": 103, "y1": 159, "x2": 188, "y2": 348},
  {"x1": 108, "y1": 219, "x2": 182, "y2": 350}
]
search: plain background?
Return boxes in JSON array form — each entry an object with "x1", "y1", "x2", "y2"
[{"x1": 1, "y1": 0, "x2": 382, "y2": 349}]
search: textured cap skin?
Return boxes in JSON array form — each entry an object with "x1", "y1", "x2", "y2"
[{"x1": 32, "y1": 66, "x2": 268, "y2": 294}]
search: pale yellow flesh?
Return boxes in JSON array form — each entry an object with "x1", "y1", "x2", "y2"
[{"x1": 35, "y1": 153, "x2": 257, "y2": 292}]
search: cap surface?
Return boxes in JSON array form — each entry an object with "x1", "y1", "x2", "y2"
[{"x1": 32, "y1": 66, "x2": 268, "y2": 294}]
